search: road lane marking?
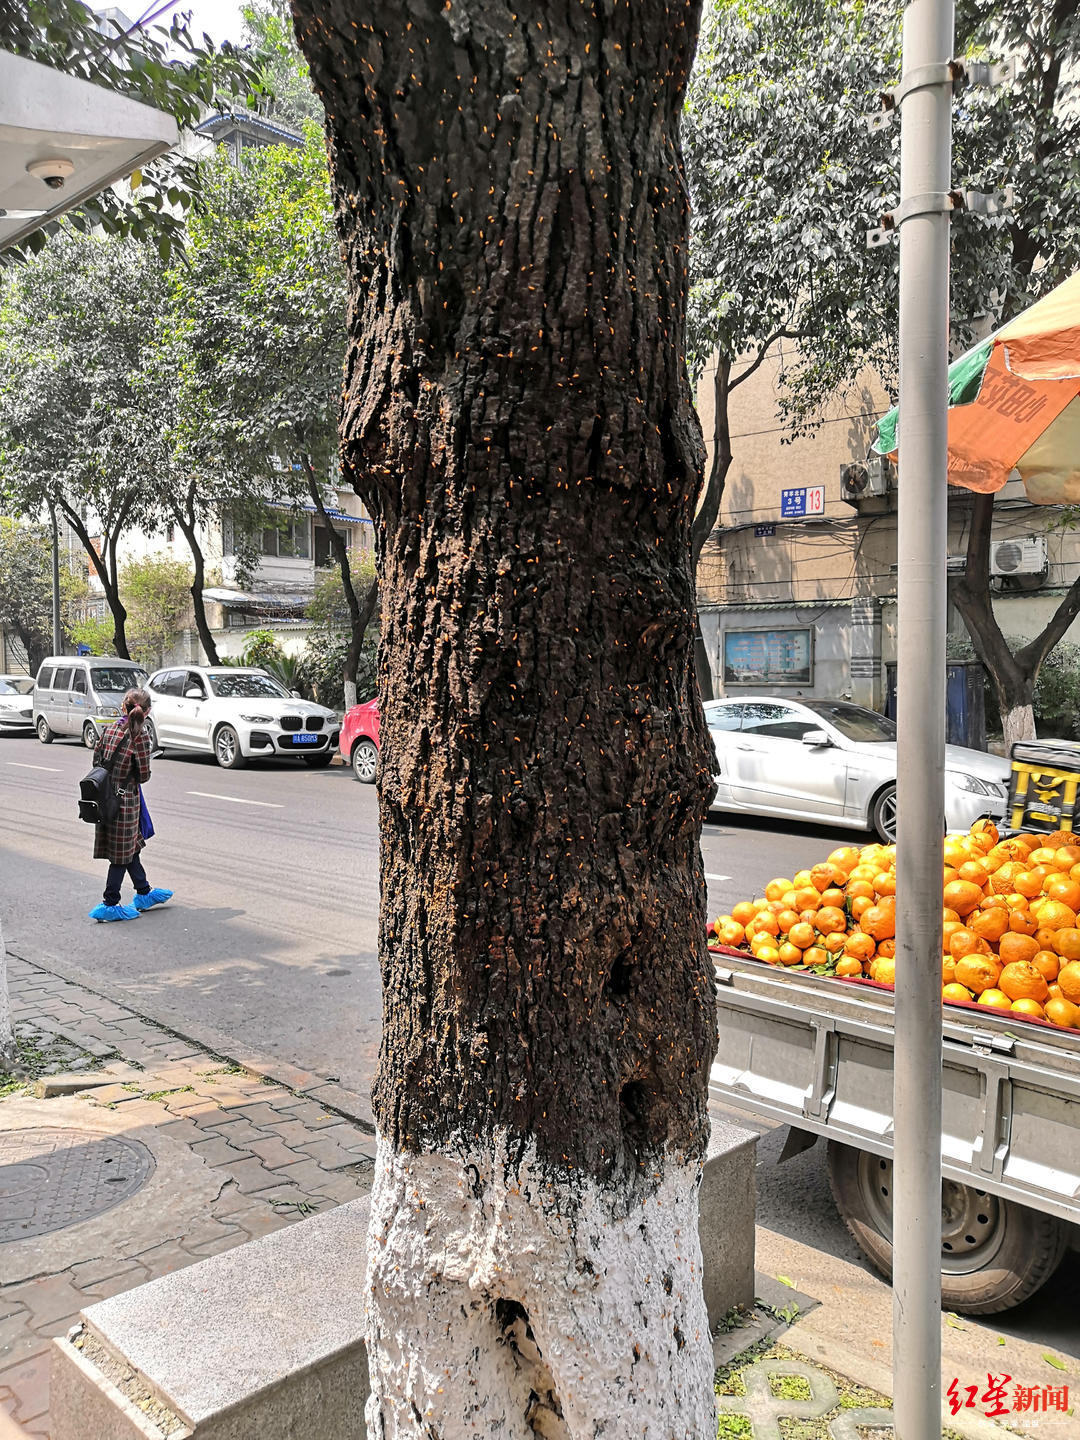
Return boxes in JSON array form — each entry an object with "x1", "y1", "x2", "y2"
[
  {"x1": 187, "y1": 791, "x2": 284, "y2": 809},
  {"x1": 6, "y1": 762, "x2": 61, "y2": 772},
  {"x1": 705, "y1": 873, "x2": 732, "y2": 882}
]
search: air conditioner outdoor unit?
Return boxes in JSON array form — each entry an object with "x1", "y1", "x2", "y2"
[
  {"x1": 990, "y1": 537, "x2": 1047, "y2": 577},
  {"x1": 840, "y1": 454, "x2": 894, "y2": 504}
]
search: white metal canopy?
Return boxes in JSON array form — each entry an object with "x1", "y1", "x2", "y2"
[{"x1": 0, "y1": 49, "x2": 177, "y2": 251}]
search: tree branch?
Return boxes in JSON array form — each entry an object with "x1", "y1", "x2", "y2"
[{"x1": 691, "y1": 356, "x2": 732, "y2": 569}]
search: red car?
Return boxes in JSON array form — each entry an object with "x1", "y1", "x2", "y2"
[{"x1": 340, "y1": 698, "x2": 380, "y2": 783}]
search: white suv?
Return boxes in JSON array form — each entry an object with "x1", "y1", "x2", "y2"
[{"x1": 146, "y1": 666, "x2": 339, "y2": 770}]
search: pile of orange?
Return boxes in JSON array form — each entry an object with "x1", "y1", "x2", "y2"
[{"x1": 707, "y1": 820, "x2": 1080, "y2": 1032}]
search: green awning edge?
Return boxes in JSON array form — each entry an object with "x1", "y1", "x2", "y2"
[{"x1": 873, "y1": 338, "x2": 994, "y2": 455}]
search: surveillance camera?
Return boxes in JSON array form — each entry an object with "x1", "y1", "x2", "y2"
[{"x1": 26, "y1": 158, "x2": 75, "y2": 191}]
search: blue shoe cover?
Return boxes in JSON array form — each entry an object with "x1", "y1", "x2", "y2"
[
  {"x1": 133, "y1": 888, "x2": 173, "y2": 912},
  {"x1": 89, "y1": 903, "x2": 140, "y2": 923}
]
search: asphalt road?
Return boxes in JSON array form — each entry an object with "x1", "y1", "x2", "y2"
[{"x1": 1, "y1": 729, "x2": 1077, "y2": 1352}]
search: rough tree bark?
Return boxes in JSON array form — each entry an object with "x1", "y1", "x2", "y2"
[
  {"x1": 956, "y1": 491, "x2": 1080, "y2": 747},
  {"x1": 293, "y1": 1, "x2": 718, "y2": 1435},
  {"x1": 304, "y1": 462, "x2": 378, "y2": 708},
  {"x1": 691, "y1": 357, "x2": 732, "y2": 701}
]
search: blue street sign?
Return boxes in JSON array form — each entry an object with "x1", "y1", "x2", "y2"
[
  {"x1": 754, "y1": 523, "x2": 777, "y2": 537},
  {"x1": 780, "y1": 485, "x2": 825, "y2": 519}
]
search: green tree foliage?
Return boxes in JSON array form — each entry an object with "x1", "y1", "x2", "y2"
[
  {"x1": 119, "y1": 554, "x2": 193, "y2": 668},
  {"x1": 0, "y1": 235, "x2": 165, "y2": 657},
  {"x1": 242, "y1": 0, "x2": 323, "y2": 131},
  {"x1": 0, "y1": 0, "x2": 266, "y2": 261},
  {"x1": 686, "y1": 0, "x2": 1080, "y2": 733},
  {"x1": 0, "y1": 521, "x2": 86, "y2": 671}
]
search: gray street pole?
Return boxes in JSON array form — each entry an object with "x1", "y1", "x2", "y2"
[
  {"x1": 47, "y1": 500, "x2": 62, "y2": 656},
  {"x1": 893, "y1": 0, "x2": 953, "y2": 1434}
]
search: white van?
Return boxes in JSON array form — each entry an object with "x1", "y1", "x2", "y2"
[{"x1": 34, "y1": 657, "x2": 149, "y2": 748}]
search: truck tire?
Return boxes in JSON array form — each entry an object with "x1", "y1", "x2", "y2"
[{"x1": 826, "y1": 1141, "x2": 1068, "y2": 1314}]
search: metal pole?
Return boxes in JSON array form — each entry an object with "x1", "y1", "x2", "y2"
[
  {"x1": 893, "y1": 0, "x2": 953, "y2": 1434},
  {"x1": 47, "y1": 500, "x2": 62, "y2": 656}
]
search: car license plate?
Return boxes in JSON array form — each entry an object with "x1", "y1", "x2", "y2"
[{"x1": 294, "y1": 732, "x2": 318, "y2": 745}]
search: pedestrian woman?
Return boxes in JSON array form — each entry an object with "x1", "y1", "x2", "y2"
[{"x1": 89, "y1": 688, "x2": 173, "y2": 923}]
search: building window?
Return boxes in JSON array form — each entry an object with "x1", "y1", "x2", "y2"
[{"x1": 260, "y1": 517, "x2": 310, "y2": 559}]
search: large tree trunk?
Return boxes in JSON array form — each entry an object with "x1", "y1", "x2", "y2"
[
  {"x1": 294, "y1": 2, "x2": 717, "y2": 1436},
  {"x1": 956, "y1": 492, "x2": 1080, "y2": 746}
]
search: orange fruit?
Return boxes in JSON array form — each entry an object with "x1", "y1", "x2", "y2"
[
  {"x1": 998, "y1": 961, "x2": 1050, "y2": 1004},
  {"x1": 834, "y1": 956, "x2": 863, "y2": 978},
  {"x1": 1053, "y1": 928, "x2": 1080, "y2": 961},
  {"x1": 990, "y1": 862, "x2": 1025, "y2": 893},
  {"x1": 787, "y1": 922, "x2": 815, "y2": 951},
  {"x1": 943, "y1": 880, "x2": 983, "y2": 917},
  {"x1": 1008, "y1": 909, "x2": 1039, "y2": 937},
  {"x1": 846, "y1": 879, "x2": 875, "y2": 901},
  {"x1": 803, "y1": 946, "x2": 828, "y2": 967},
  {"x1": 756, "y1": 945, "x2": 781, "y2": 965},
  {"x1": 1051, "y1": 846, "x2": 1080, "y2": 871},
  {"x1": 776, "y1": 909, "x2": 802, "y2": 934},
  {"x1": 780, "y1": 889, "x2": 799, "y2": 909},
  {"x1": 731, "y1": 900, "x2": 757, "y2": 927},
  {"x1": 794, "y1": 886, "x2": 821, "y2": 913},
  {"x1": 844, "y1": 932, "x2": 876, "y2": 962},
  {"x1": 870, "y1": 956, "x2": 895, "y2": 986},
  {"x1": 949, "y1": 928, "x2": 980, "y2": 960},
  {"x1": 1031, "y1": 950, "x2": 1059, "y2": 983},
  {"x1": 943, "y1": 982, "x2": 975, "y2": 1005},
  {"x1": 873, "y1": 871, "x2": 897, "y2": 897},
  {"x1": 766, "y1": 877, "x2": 794, "y2": 902},
  {"x1": 1048, "y1": 983, "x2": 1064, "y2": 1001},
  {"x1": 981, "y1": 894, "x2": 1009, "y2": 912},
  {"x1": 1030, "y1": 847, "x2": 1058, "y2": 867},
  {"x1": 820, "y1": 887, "x2": 847, "y2": 909},
  {"x1": 942, "y1": 956, "x2": 957, "y2": 985},
  {"x1": 942, "y1": 920, "x2": 965, "y2": 948},
  {"x1": 828, "y1": 847, "x2": 861, "y2": 875},
  {"x1": 971, "y1": 909, "x2": 1009, "y2": 944},
  {"x1": 1013, "y1": 870, "x2": 1044, "y2": 900},
  {"x1": 954, "y1": 954, "x2": 1002, "y2": 995},
  {"x1": 862, "y1": 903, "x2": 896, "y2": 942},
  {"x1": 876, "y1": 938, "x2": 896, "y2": 960},
  {"x1": 1045, "y1": 996, "x2": 1080, "y2": 1028},
  {"x1": 998, "y1": 932, "x2": 1040, "y2": 966},
  {"x1": 1044, "y1": 875, "x2": 1080, "y2": 910},
  {"x1": 753, "y1": 910, "x2": 780, "y2": 937},
  {"x1": 1010, "y1": 998, "x2": 1045, "y2": 1020},
  {"x1": 943, "y1": 907, "x2": 961, "y2": 923},
  {"x1": 944, "y1": 837, "x2": 969, "y2": 868},
  {"x1": 970, "y1": 818, "x2": 999, "y2": 847},
  {"x1": 850, "y1": 895, "x2": 874, "y2": 922},
  {"x1": 943, "y1": 867, "x2": 959, "y2": 886},
  {"x1": 978, "y1": 988, "x2": 1012, "y2": 1011},
  {"x1": 717, "y1": 919, "x2": 745, "y2": 948},
  {"x1": 815, "y1": 906, "x2": 847, "y2": 936},
  {"x1": 1070, "y1": 862, "x2": 1080, "y2": 882},
  {"x1": 777, "y1": 942, "x2": 804, "y2": 966},
  {"x1": 811, "y1": 862, "x2": 845, "y2": 892},
  {"x1": 958, "y1": 859, "x2": 990, "y2": 886},
  {"x1": 1057, "y1": 960, "x2": 1080, "y2": 1004},
  {"x1": 848, "y1": 865, "x2": 879, "y2": 885},
  {"x1": 822, "y1": 932, "x2": 847, "y2": 955}
]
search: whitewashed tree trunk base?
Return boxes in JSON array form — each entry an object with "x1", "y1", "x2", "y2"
[
  {"x1": 1002, "y1": 704, "x2": 1036, "y2": 749},
  {"x1": 364, "y1": 1133, "x2": 715, "y2": 1440}
]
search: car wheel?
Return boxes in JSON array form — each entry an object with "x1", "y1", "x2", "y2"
[
  {"x1": 144, "y1": 719, "x2": 158, "y2": 753},
  {"x1": 303, "y1": 752, "x2": 335, "y2": 769},
  {"x1": 827, "y1": 1141, "x2": 1067, "y2": 1314},
  {"x1": 36, "y1": 716, "x2": 53, "y2": 745},
  {"x1": 82, "y1": 721, "x2": 99, "y2": 749},
  {"x1": 352, "y1": 738, "x2": 378, "y2": 784},
  {"x1": 214, "y1": 725, "x2": 246, "y2": 770},
  {"x1": 871, "y1": 783, "x2": 897, "y2": 843}
]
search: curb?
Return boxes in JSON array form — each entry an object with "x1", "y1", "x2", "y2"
[{"x1": 7, "y1": 946, "x2": 375, "y2": 1133}]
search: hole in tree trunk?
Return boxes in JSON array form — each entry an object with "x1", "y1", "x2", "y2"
[
  {"x1": 619, "y1": 1079, "x2": 654, "y2": 1151},
  {"x1": 494, "y1": 1299, "x2": 568, "y2": 1439},
  {"x1": 606, "y1": 949, "x2": 633, "y2": 998}
]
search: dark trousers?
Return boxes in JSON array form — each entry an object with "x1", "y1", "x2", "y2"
[{"x1": 104, "y1": 854, "x2": 150, "y2": 907}]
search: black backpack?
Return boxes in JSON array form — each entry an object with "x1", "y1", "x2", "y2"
[{"x1": 78, "y1": 736, "x2": 126, "y2": 826}]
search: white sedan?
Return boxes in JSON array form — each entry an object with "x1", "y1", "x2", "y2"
[
  {"x1": 0, "y1": 675, "x2": 35, "y2": 732},
  {"x1": 146, "y1": 666, "x2": 340, "y2": 770},
  {"x1": 705, "y1": 696, "x2": 1009, "y2": 842}
]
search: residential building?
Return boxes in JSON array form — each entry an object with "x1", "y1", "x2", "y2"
[{"x1": 695, "y1": 345, "x2": 1080, "y2": 711}]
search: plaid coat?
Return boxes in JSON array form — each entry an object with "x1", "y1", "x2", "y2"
[{"x1": 92, "y1": 720, "x2": 151, "y2": 864}]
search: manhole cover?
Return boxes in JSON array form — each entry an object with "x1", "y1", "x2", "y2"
[{"x1": 0, "y1": 1128, "x2": 155, "y2": 1242}]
